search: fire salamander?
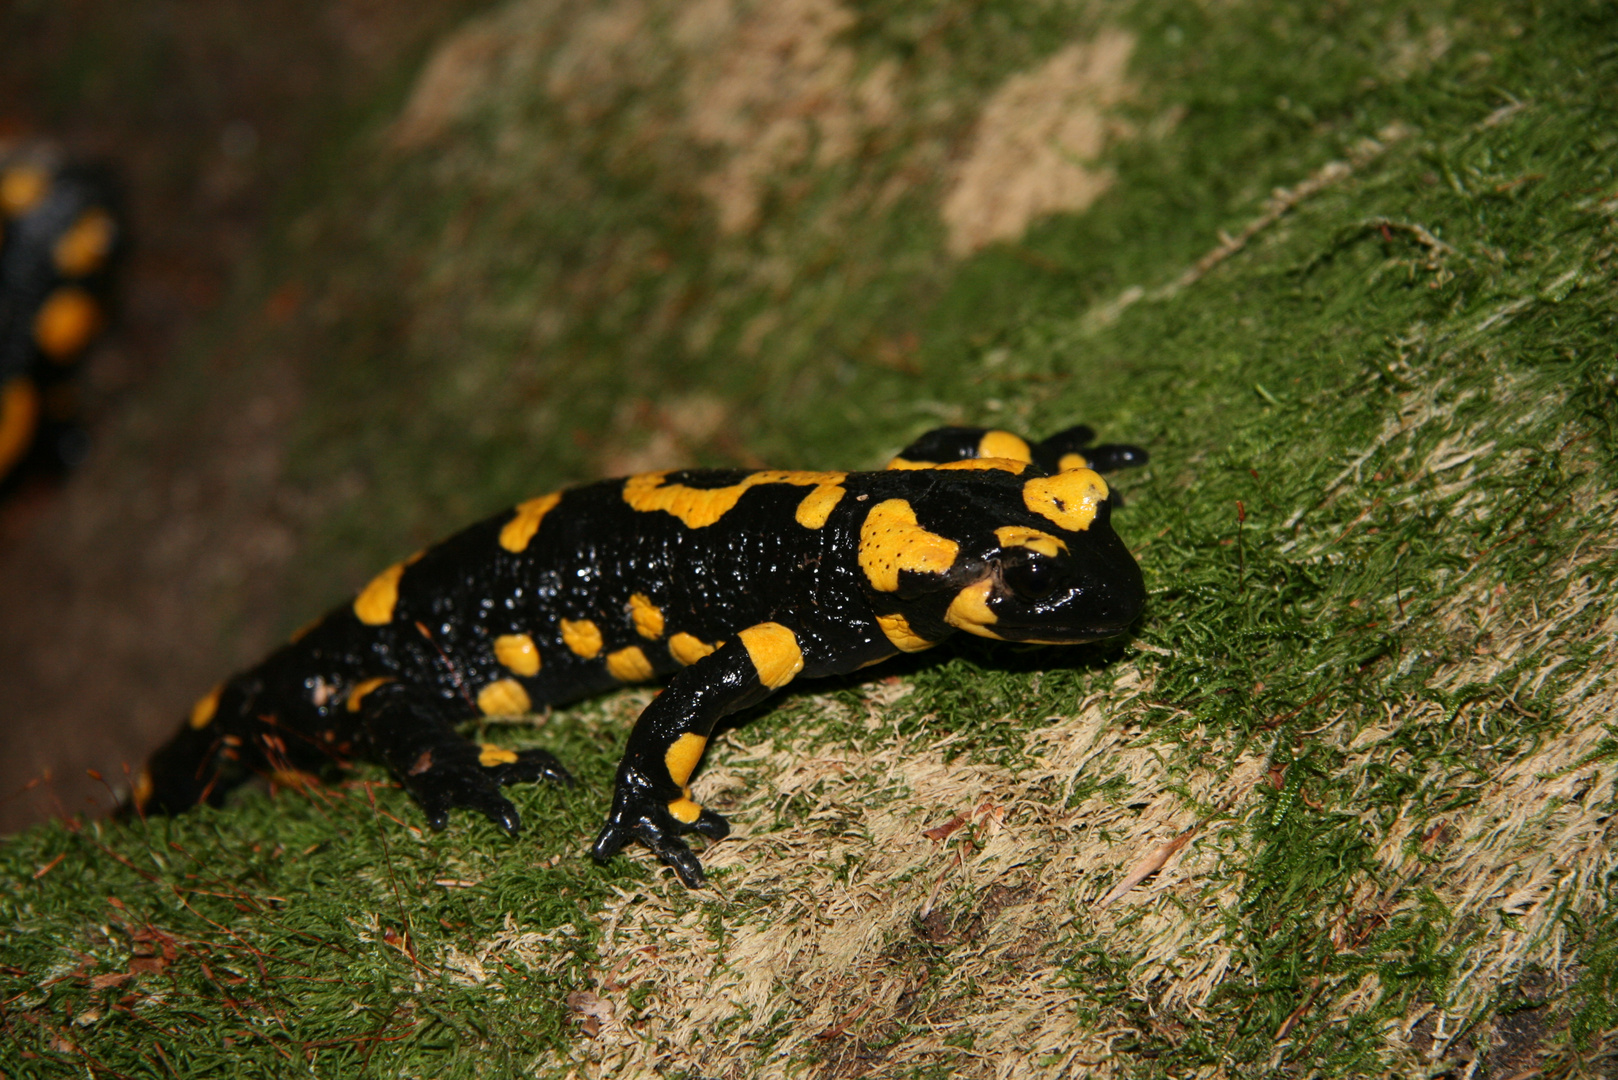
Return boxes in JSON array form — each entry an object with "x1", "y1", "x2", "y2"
[{"x1": 133, "y1": 424, "x2": 1148, "y2": 886}]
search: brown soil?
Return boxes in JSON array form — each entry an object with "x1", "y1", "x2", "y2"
[{"x1": 0, "y1": 1, "x2": 477, "y2": 833}]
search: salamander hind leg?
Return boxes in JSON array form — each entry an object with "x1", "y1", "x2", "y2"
[{"x1": 355, "y1": 681, "x2": 571, "y2": 834}]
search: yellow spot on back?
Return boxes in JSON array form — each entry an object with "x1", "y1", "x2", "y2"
[
  {"x1": 876, "y1": 612, "x2": 935, "y2": 653},
  {"x1": 885, "y1": 456, "x2": 936, "y2": 470},
  {"x1": 606, "y1": 645, "x2": 655, "y2": 683},
  {"x1": 189, "y1": 685, "x2": 223, "y2": 730},
  {"x1": 499, "y1": 492, "x2": 562, "y2": 552},
  {"x1": 34, "y1": 287, "x2": 101, "y2": 360},
  {"x1": 739, "y1": 622, "x2": 804, "y2": 689},
  {"x1": 53, "y1": 208, "x2": 116, "y2": 277},
  {"x1": 1023, "y1": 468, "x2": 1108, "y2": 532},
  {"x1": 858, "y1": 499, "x2": 960, "y2": 592},
  {"x1": 354, "y1": 562, "x2": 406, "y2": 625},
  {"x1": 665, "y1": 733, "x2": 708, "y2": 787},
  {"x1": 668, "y1": 632, "x2": 717, "y2": 666},
  {"x1": 628, "y1": 594, "x2": 665, "y2": 639},
  {"x1": 0, "y1": 166, "x2": 48, "y2": 215},
  {"x1": 0, "y1": 378, "x2": 42, "y2": 478},
  {"x1": 560, "y1": 618, "x2": 603, "y2": 658},
  {"x1": 1058, "y1": 451, "x2": 1089, "y2": 472},
  {"x1": 995, "y1": 525, "x2": 1070, "y2": 557},
  {"x1": 794, "y1": 482, "x2": 846, "y2": 528},
  {"x1": 494, "y1": 633, "x2": 541, "y2": 676},
  {"x1": 935, "y1": 456, "x2": 1027, "y2": 473},
  {"x1": 667, "y1": 796, "x2": 703, "y2": 823},
  {"x1": 978, "y1": 430, "x2": 1033, "y2": 462},
  {"x1": 479, "y1": 743, "x2": 519, "y2": 767},
  {"x1": 346, "y1": 676, "x2": 391, "y2": 713},
  {"x1": 944, "y1": 578, "x2": 1002, "y2": 638},
  {"x1": 132, "y1": 769, "x2": 154, "y2": 811},
  {"x1": 622, "y1": 470, "x2": 846, "y2": 529},
  {"x1": 477, "y1": 678, "x2": 532, "y2": 716}
]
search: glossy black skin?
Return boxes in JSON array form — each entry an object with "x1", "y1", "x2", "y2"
[{"x1": 136, "y1": 424, "x2": 1148, "y2": 886}]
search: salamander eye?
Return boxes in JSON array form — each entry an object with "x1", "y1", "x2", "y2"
[{"x1": 1000, "y1": 554, "x2": 1061, "y2": 602}]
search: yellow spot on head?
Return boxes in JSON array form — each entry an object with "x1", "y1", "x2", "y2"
[
  {"x1": 605, "y1": 645, "x2": 655, "y2": 683},
  {"x1": 628, "y1": 593, "x2": 665, "y2": 639},
  {"x1": 53, "y1": 208, "x2": 116, "y2": 277},
  {"x1": 0, "y1": 377, "x2": 42, "y2": 478},
  {"x1": 353, "y1": 562, "x2": 406, "y2": 625},
  {"x1": 494, "y1": 633, "x2": 541, "y2": 676},
  {"x1": 667, "y1": 796, "x2": 704, "y2": 824},
  {"x1": 935, "y1": 456, "x2": 1027, "y2": 473},
  {"x1": 34, "y1": 287, "x2": 102, "y2": 360},
  {"x1": 479, "y1": 743, "x2": 519, "y2": 767},
  {"x1": 0, "y1": 166, "x2": 49, "y2": 215},
  {"x1": 477, "y1": 678, "x2": 532, "y2": 716},
  {"x1": 622, "y1": 470, "x2": 846, "y2": 529},
  {"x1": 794, "y1": 482, "x2": 846, "y2": 528},
  {"x1": 346, "y1": 676, "x2": 391, "y2": 713},
  {"x1": 885, "y1": 456, "x2": 936, "y2": 470},
  {"x1": 876, "y1": 612, "x2": 935, "y2": 653},
  {"x1": 1058, "y1": 451, "x2": 1089, "y2": 472},
  {"x1": 499, "y1": 492, "x2": 562, "y2": 553},
  {"x1": 132, "y1": 769, "x2": 154, "y2": 811},
  {"x1": 189, "y1": 684, "x2": 224, "y2": 729},
  {"x1": 738, "y1": 622, "x2": 804, "y2": 689},
  {"x1": 560, "y1": 618, "x2": 603, "y2": 659},
  {"x1": 995, "y1": 525, "x2": 1069, "y2": 557},
  {"x1": 664, "y1": 733, "x2": 708, "y2": 787},
  {"x1": 944, "y1": 578, "x2": 1002, "y2": 638},
  {"x1": 858, "y1": 499, "x2": 960, "y2": 592},
  {"x1": 668, "y1": 632, "x2": 717, "y2": 666},
  {"x1": 977, "y1": 430, "x2": 1033, "y2": 462},
  {"x1": 1023, "y1": 468, "x2": 1109, "y2": 532}
]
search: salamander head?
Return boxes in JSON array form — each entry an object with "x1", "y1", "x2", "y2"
[{"x1": 857, "y1": 465, "x2": 1146, "y2": 645}]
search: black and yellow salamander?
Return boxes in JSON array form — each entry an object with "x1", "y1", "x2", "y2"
[{"x1": 133, "y1": 424, "x2": 1148, "y2": 886}]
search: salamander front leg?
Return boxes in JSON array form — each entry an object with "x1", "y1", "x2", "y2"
[
  {"x1": 355, "y1": 681, "x2": 571, "y2": 834},
  {"x1": 592, "y1": 622, "x2": 805, "y2": 887}
]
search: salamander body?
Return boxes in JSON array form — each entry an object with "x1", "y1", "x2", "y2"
[{"x1": 135, "y1": 424, "x2": 1148, "y2": 885}]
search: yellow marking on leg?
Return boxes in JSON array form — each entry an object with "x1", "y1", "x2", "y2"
[
  {"x1": 667, "y1": 796, "x2": 703, "y2": 824},
  {"x1": 858, "y1": 499, "x2": 960, "y2": 592},
  {"x1": 1058, "y1": 451, "x2": 1089, "y2": 472},
  {"x1": 875, "y1": 612, "x2": 935, "y2": 653},
  {"x1": 738, "y1": 622, "x2": 804, "y2": 689},
  {"x1": 132, "y1": 769, "x2": 154, "y2": 811},
  {"x1": 560, "y1": 618, "x2": 603, "y2": 659},
  {"x1": 605, "y1": 645, "x2": 655, "y2": 683},
  {"x1": 794, "y1": 482, "x2": 845, "y2": 528},
  {"x1": 622, "y1": 470, "x2": 845, "y2": 529},
  {"x1": 33, "y1": 287, "x2": 102, "y2": 361},
  {"x1": 478, "y1": 678, "x2": 532, "y2": 716},
  {"x1": 53, "y1": 208, "x2": 116, "y2": 276},
  {"x1": 885, "y1": 457, "x2": 935, "y2": 470},
  {"x1": 499, "y1": 492, "x2": 562, "y2": 552},
  {"x1": 0, "y1": 166, "x2": 48, "y2": 215},
  {"x1": 944, "y1": 579, "x2": 1002, "y2": 638},
  {"x1": 628, "y1": 593, "x2": 665, "y2": 639},
  {"x1": 664, "y1": 733, "x2": 708, "y2": 788},
  {"x1": 1023, "y1": 468, "x2": 1108, "y2": 532},
  {"x1": 994, "y1": 525, "x2": 1069, "y2": 557},
  {"x1": 346, "y1": 676, "x2": 391, "y2": 713},
  {"x1": 354, "y1": 562, "x2": 406, "y2": 625},
  {"x1": 977, "y1": 430, "x2": 1033, "y2": 462},
  {"x1": 479, "y1": 743, "x2": 519, "y2": 767},
  {"x1": 0, "y1": 377, "x2": 42, "y2": 478},
  {"x1": 936, "y1": 456, "x2": 1026, "y2": 474},
  {"x1": 494, "y1": 633, "x2": 541, "y2": 676},
  {"x1": 189, "y1": 684, "x2": 224, "y2": 729},
  {"x1": 668, "y1": 632, "x2": 717, "y2": 666}
]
